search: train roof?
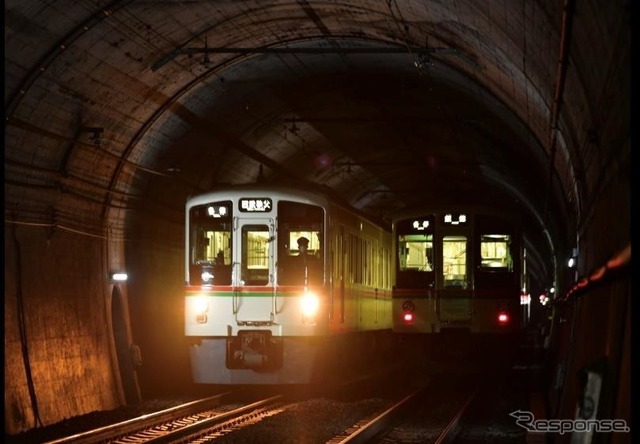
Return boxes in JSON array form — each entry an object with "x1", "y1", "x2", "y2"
[
  {"x1": 186, "y1": 183, "x2": 392, "y2": 230},
  {"x1": 390, "y1": 202, "x2": 524, "y2": 223},
  {"x1": 186, "y1": 184, "x2": 330, "y2": 207}
]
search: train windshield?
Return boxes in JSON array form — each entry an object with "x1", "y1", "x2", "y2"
[
  {"x1": 394, "y1": 216, "x2": 435, "y2": 288},
  {"x1": 277, "y1": 201, "x2": 324, "y2": 285},
  {"x1": 395, "y1": 216, "x2": 435, "y2": 272},
  {"x1": 188, "y1": 201, "x2": 233, "y2": 285},
  {"x1": 479, "y1": 234, "x2": 513, "y2": 271},
  {"x1": 398, "y1": 234, "x2": 434, "y2": 272}
]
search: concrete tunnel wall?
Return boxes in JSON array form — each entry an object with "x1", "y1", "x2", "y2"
[
  {"x1": 4, "y1": 228, "x2": 120, "y2": 434},
  {"x1": 544, "y1": 162, "x2": 631, "y2": 444}
]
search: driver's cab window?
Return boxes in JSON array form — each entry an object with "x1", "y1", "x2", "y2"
[
  {"x1": 479, "y1": 234, "x2": 513, "y2": 271},
  {"x1": 189, "y1": 201, "x2": 232, "y2": 286},
  {"x1": 398, "y1": 234, "x2": 434, "y2": 272},
  {"x1": 277, "y1": 201, "x2": 324, "y2": 286},
  {"x1": 288, "y1": 230, "x2": 321, "y2": 260}
]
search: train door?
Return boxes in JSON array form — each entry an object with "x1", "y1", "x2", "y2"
[
  {"x1": 234, "y1": 218, "x2": 275, "y2": 324},
  {"x1": 437, "y1": 213, "x2": 472, "y2": 329}
]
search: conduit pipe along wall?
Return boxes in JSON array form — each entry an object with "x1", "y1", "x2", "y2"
[{"x1": 543, "y1": 0, "x2": 576, "y2": 224}]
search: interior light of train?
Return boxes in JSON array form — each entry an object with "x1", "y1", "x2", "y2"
[
  {"x1": 300, "y1": 292, "x2": 320, "y2": 318},
  {"x1": 412, "y1": 219, "x2": 430, "y2": 230},
  {"x1": 207, "y1": 205, "x2": 228, "y2": 218},
  {"x1": 239, "y1": 198, "x2": 272, "y2": 212},
  {"x1": 497, "y1": 312, "x2": 510, "y2": 325}
]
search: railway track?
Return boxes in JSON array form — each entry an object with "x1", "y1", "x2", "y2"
[
  {"x1": 328, "y1": 363, "x2": 531, "y2": 444},
  {"x1": 41, "y1": 359, "x2": 531, "y2": 444},
  {"x1": 41, "y1": 362, "x2": 407, "y2": 444},
  {"x1": 42, "y1": 391, "x2": 284, "y2": 444},
  {"x1": 328, "y1": 383, "x2": 479, "y2": 444}
]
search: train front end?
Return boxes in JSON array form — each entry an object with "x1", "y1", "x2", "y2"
[{"x1": 184, "y1": 190, "x2": 329, "y2": 384}]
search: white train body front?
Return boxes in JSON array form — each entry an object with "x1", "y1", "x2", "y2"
[{"x1": 185, "y1": 185, "x2": 392, "y2": 384}]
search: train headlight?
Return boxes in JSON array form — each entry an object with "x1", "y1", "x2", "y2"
[
  {"x1": 192, "y1": 296, "x2": 209, "y2": 323},
  {"x1": 201, "y1": 271, "x2": 214, "y2": 284},
  {"x1": 300, "y1": 292, "x2": 319, "y2": 319}
]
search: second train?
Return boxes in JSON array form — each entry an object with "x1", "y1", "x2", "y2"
[{"x1": 392, "y1": 205, "x2": 529, "y2": 356}]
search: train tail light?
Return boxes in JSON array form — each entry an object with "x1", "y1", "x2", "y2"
[
  {"x1": 401, "y1": 300, "x2": 416, "y2": 324},
  {"x1": 497, "y1": 311, "x2": 510, "y2": 325}
]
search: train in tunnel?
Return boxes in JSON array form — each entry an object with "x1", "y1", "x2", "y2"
[
  {"x1": 391, "y1": 205, "x2": 529, "y2": 356},
  {"x1": 184, "y1": 184, "x2": 393, "y2": 384}
]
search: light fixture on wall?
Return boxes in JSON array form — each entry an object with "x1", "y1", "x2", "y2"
[
  {"x1": 110, "y1": 272, "x2": 128, "y2": 282},
  {"x1": 567, "y1": 248, "x2": 578, "y2": 269}
]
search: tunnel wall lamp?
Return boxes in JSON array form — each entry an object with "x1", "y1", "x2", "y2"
[
  {"x1": 110, "y1": 272, "x2": 128, "y2": 282},
  {"x1": 567, "y1": 248, "x2": 578, "y2": 269}
]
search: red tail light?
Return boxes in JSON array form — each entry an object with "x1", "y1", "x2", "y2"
[
  {"x1": 402, "y1": 300, "x2": 415, "y2": 323},
  {"x1": 497, "y1": 312, "x2": 510, "y2": 325}
]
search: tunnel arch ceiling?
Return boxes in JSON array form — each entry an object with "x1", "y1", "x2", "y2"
[
  {"x1": 7, "y1": 1, "x2": 626, "y2": 291},
  {"x1": 136, "y1": 42, "x2": 558, "y2": 287}
]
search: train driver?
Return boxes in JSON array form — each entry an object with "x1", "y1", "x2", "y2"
[
  {"x1": 297, "y1": 236, "x2": 310, "y2": 258},
  {"x1": 295, "y1": 236, "x2": 320, "y2": 285}
]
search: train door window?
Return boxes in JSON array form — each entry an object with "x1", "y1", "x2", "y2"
[
  {"x1": 241, "y1": 225, "x2": 271, "y2": 285},
  {"x1": 442, "y1": 235, "x2": 468, "y2": 289},
  {"x1": 479, "y1": 234, "x2": 513, "y2": 271}
]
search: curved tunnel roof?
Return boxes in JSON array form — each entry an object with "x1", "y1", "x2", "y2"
[{"x1": 4, "y1": 1, "x2": 631, "y2": 289}]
